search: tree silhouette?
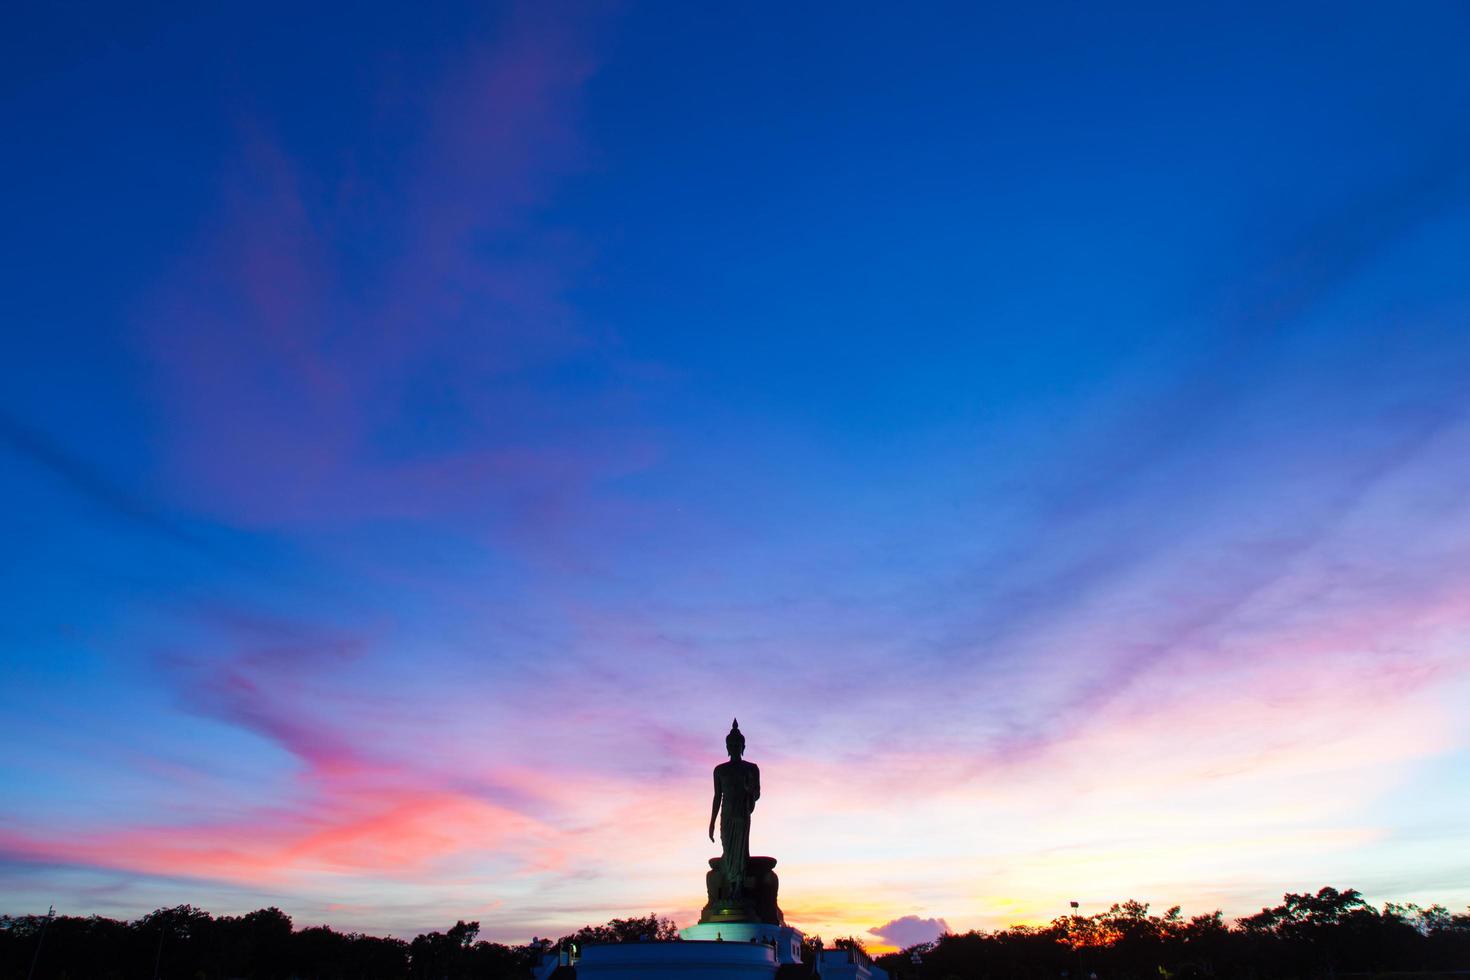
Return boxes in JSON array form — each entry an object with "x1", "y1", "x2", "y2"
[
  {"x1": 3, "y1": 888, "x2": 1469, "y2": 979},
  {"x1": 554, "y1": 913, "x2": 680, "y2": 950},
  {"x1": 874, "y1": 888, "x2": 1470, "y2": 980}
]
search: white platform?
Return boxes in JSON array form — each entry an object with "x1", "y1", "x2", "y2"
[
  {"x1": 816, "y1": 947, "x2": 890, "y2": 980},
  {"x1": 536, "y1": 924, "x2": 890, "y2": 980},
  {"x1": 680, "y1": 922, "x2": 804, "y2": 965},
  {"x1": 573, "y1": 938, "x2": 778, "y2": 978}
]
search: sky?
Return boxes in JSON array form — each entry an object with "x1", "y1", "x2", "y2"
[{"x1": 3, "y1": 0, "x2": 1470, "y2": 951}]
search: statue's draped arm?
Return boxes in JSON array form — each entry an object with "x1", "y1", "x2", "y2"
[
  {"x1": 750, "y1": 763, "x2": 760, "y2": 811},
  {"x1": 708, "y1": 767, "x2": 722, "y2": 841}
]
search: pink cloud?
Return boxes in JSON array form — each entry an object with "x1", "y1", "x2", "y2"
[{"x1": 0, "y1": 785, "x2": 549, "y2": 885}]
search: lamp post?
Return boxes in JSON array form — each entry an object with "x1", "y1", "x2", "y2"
[
  {"x1": 153, "y1": 918, "x2": 166, "y2": 980},
  {"x1": 1069, "y1": 901, "x2": 1082, "y2": 980},
  {"x1": 25, "y1": 906, "x2": 54, "y2": 980}
]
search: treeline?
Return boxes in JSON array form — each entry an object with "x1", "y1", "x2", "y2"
[
  {"x1": 4, "y1": 888, "x2": 1468, "y2": 979},
  {"x1": 0, "y1": 906, "x2": 677, "y2": 980},
  {"x1": 875, "y1": 888, "x2": 1470, "y2": 980}
]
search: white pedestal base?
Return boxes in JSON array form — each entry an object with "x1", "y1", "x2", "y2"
[
  {"x1": 572, "y1": 938, "x2": 777, "y2": 978},
  {"x1": 680, "y1": 923, "x2": 805, "y2": 965},
  {"x1": 538, "y1": 924, "x2": 891, "y2": 980},
  {"x1": 561, "y1": 924, "x2": 805, "y2": 979}
]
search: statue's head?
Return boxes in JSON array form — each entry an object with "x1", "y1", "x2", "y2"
[{"x1": 725, "y1": 718, "x2": 745, "y2": 758}]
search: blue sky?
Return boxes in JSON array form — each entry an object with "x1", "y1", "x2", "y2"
[{"x1": 3, "y1": 0, "x2": 1470, "y2": 946}]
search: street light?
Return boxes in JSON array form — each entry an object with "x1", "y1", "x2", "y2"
[{"x1": 25, "y1": 905, "x2": 54, "y2": 980}]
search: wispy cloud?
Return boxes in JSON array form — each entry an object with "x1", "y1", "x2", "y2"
[
  {"x1": 0, "y1": 411, "x2": 220, "y2": 557},
  {"x1": 137, "y1": 3, "x2": 645, "y2": 548}
]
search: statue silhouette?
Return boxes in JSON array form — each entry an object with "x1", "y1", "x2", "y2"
[{"x1": 707, "y1": 718, "x2": 760, "y2": 899}]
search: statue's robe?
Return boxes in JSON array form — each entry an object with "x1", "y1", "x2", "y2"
[{"x1": 713, "y1": 758, "x2": 761, "y2": 897}]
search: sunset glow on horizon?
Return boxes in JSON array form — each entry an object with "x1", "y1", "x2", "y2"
[{"x1": 4, "y1": 0, "x2": 1470, "y2": 950}]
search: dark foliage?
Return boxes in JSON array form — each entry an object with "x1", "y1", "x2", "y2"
[
  {"x1": 552, "y1": 913, "x2": 680, "y2": 950},
  {"x1": 876, "y1": 888, "x2": 1470, "y2": 980},
  {"x1": 3, "y1": 888, "x2": 1467, "y2": 979},
  {"x1": 0, "y1": 906, "x2": 519, "y2": 980}
]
